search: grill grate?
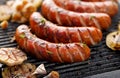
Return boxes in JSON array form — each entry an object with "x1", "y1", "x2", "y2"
[{"x1": 0, "y1": 0, "x2": 120, "y2": 78}]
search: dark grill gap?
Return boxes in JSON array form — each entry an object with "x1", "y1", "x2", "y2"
[{"x1": 0, "y1": 0, "x2": 120, "y2": 78}]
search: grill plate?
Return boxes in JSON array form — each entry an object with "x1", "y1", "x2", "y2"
[{"x1": 0, "y1": 0, "x2": 120, "y2": 78}]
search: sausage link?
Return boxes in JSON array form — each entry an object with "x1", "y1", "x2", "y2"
[
  {"x1": 41, "y1": 0, "x2": 111, "y2": 30},
  {"x1": 53, "y1": 0, "x2": 118, "y2": 16},
  {"x1": 15, "y1": 25, "x2": 90, "y2": 63},
  {"x1": 30, "y1": 12, "x2": 102, "y2": 46}
]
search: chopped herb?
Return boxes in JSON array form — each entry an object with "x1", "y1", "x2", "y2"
[
  {"x1": 19, "y1": 34, "x2": 25, "y2": 38},
  {"x1": 82, "y1": 43, "x2": 87, "y2": 47},
  {"x1": 39, "y1": 18, "x2": 45, "y2": 26},
  {"x1": 47, "y1": 51, "x2": 53, "y2": 55},
  {"x1": 90, "y1": 16, "x2": 96, "y2": 20}
]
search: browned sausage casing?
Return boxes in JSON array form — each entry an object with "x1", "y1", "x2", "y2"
[
  {"x1": 15, "y1": 25, "x2": 90, "y2": 63},
  {"x1": 53, "y1": 0, "x2": 118, "y2": 16},
  {"x1": 41, "y1": 0, "x2": 111, "y2": 30},
  {"x1": 30, "y1": 12, "x2": 102, "y2": 46}
]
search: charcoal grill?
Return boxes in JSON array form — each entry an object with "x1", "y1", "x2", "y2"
[{"x1": 0, "y1": 0, "x2": 120, "y2": 78}]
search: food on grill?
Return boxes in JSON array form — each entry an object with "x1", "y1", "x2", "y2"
[
  {"x1": 11, "y1": 11, "x2": 27, "y2": 23},
  {"x1": 0, "y1": 5, "x2": 12, "y2": 21},
  {"x1": 106, "y1": 27, "x2": 120, "y2": 50},
  {"x1": 0, "y1": 20, "x2": 8, "y2": 29},
  {"x1": 15, "y1": 25, "x2": 90, "y2": 63},
  {"x1": 4, "y1": 0, "x2": 43, "y2": 23},
  {"x1": 2, "y1": 63, "x2": 36, "y2": 78},
  {"x1": 43, "y1": 71, "x2": 59, "y2": 78},
  {"x1": 22, "y1": 3, "x2": 37, "y2": 19},
  {"x1": 30, "y1": 12, "x2": 102, "y2": 46},
  {"x1": 41, "y1": 0, "x2": 111, "y2": 30},
  {"x1": 32, "y1": 64, "x2": 47, "y2": 75},
  {"x1": 30, "y1": 0, "x2": 43, "y2": 8},
  {"x1": 0, "y1": 48, "x2": 27, "y2": 66},
  {"x1": 10, "y1": 0, "x2": 36, "y2": 23},
  {"x1": 7, "y1": 0, "x2": 43, "y2": 8},
  {"x1": 6, "y1": 0, "x2": 15, "y2": 6},
  {"x1": 53, "y1": 0, "x2": 118, "y2": 17}
]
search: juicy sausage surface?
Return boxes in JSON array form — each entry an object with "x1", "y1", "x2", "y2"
[
  {"x1": 53, "y1": 0, "x2": 118, "y2": 16},
  {"x1": 15, "y1": 25, "x2": 90, "y2": 63},
  {"x1": 30, "y1": 12, "x2": 102, "y2": 46},
  {"x1": 41, "y1": 0, "x2": 111, "y2": 30}
]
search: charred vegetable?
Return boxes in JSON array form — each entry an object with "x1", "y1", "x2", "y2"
[
  {"x1": 0, "y1": 48, "x2": 27, "y2": 66},
  {"x1": 2, "y1": 63, "x2": 36, "y2": 78},
  {"x1": 106, "y1": 24, "x2": 120, "y2": 50}
]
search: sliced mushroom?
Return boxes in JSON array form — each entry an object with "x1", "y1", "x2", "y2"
[
  {"x1": 106, "y1": 31, "x2": 120, "y2": 50},
  {"x1": 0, "y1": 48, "x2": 27, "y2": 66}
]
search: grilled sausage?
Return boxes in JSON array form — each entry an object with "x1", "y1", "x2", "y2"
[
  {"x1": 15, "y1": 25, "x2": 90, "y2": 63},
  {"x1": 41, "y1": 0, "x2": 111, "y2": 30},
  {"x1": 30, "y1": 12, "x2": 102, "y2": 46},
  {"x1": 53, "y1": 0, "x2": 118, "y2": 17}
]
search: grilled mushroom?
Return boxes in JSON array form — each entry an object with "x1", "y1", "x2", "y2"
[
  {"x1": 2, "y1": 63, "x2": 36, "y2": 78},
  {"x1": 0, "y1": 48, "x2": 27, "y2": 66},
  {"x1": 106, "y1": 23, "x2": 120, "y2": 50}
]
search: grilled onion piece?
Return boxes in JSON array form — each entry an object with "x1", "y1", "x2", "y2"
[
  {"x1": 0, "y1": 5, "x2": 12, "y2": 21},
  {"x1": 2, "y1": 63, "x2": 36, "y2": 78},
  {"x1": 106, "y1": 31, "x2": 120, "y2": 50},
  {"x1": 30, "y1": 0, "x2": 43, "y2": 8},
  {"x1": 0, "y1": 48, "x2": 27, "y2": 66}
]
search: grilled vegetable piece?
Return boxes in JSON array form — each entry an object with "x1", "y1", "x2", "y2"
[
  {"x1": 0, "y1": 5, "x2": 12, "y2": 21},
  {"x1": 30, "y1": 0, "x2": 43, "y2": 8},
  {"x1": 6, "y1": 0, "x2": 43, "y2": 8},
  {"x1": 32, "y1": 64, "x2": 47, "y2": 75},
  {"x1": 2, "y1": 63, "x2": 36, "y2": 78},
  {"x1": 0, "y1": 48, "x2": 27, "y2": 66},
  {"x1": 106, "y1": 31, "x2": 120, "y2": 50},
  {"x1": 6, "y1": 0, "x2": 43, "y2": 23}
]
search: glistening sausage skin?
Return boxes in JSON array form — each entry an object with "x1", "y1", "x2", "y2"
[
  {"x1": 15, "y1": 25, "x2": 90, "y2": 63},
  {"x1": 41, "y1": 0, "x2": 111, "y2": 30},
  {"x1": 30, "y1": 12, "x2": 102, "y2": 46},
  {"x1": 53, "y1": 0, "x2": 118, "y2": 16}
]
